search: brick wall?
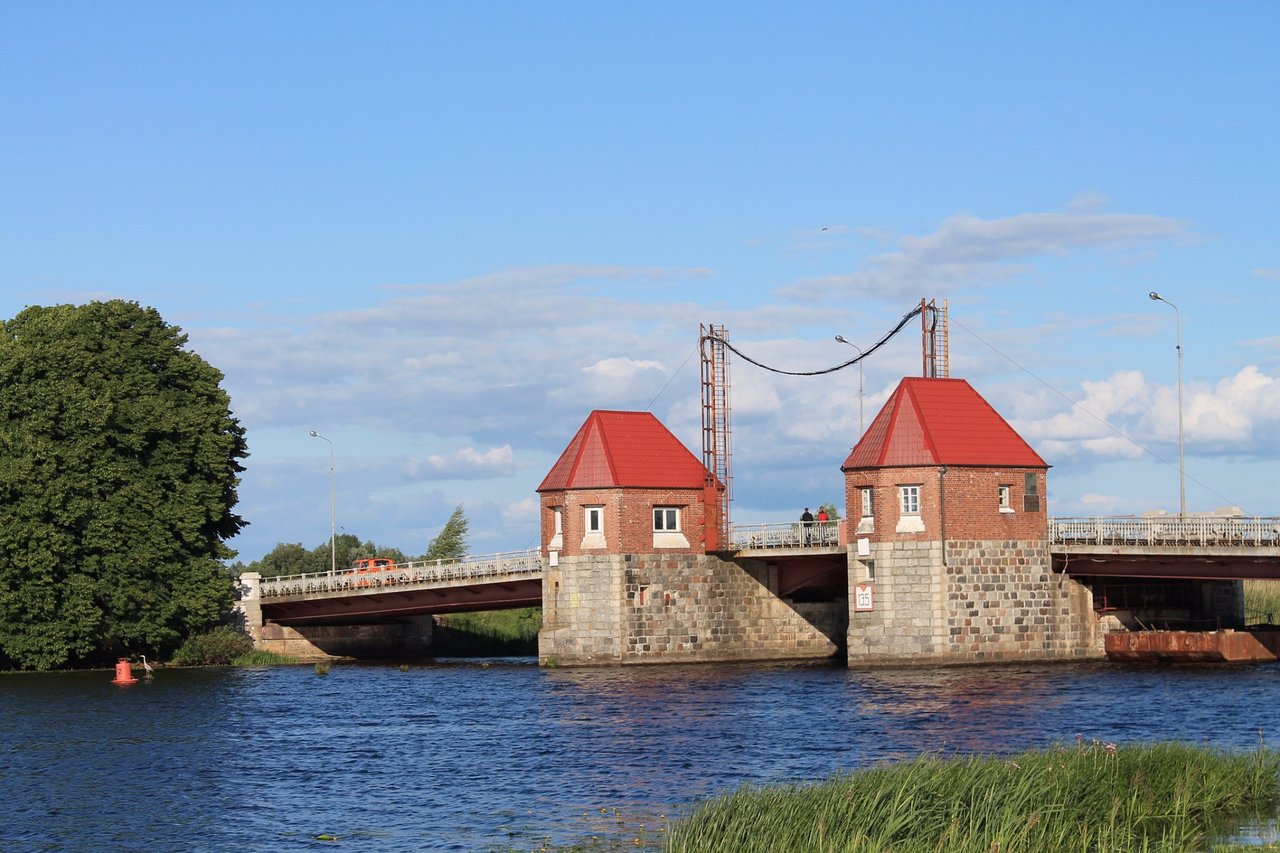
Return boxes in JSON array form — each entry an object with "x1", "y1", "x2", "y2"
[
  {"x1": 539, "y1": 487, "x2": 711, "y2": 557},
  {"x1": 843, "y1": 464, "x2": 1047, "y2": 544}
]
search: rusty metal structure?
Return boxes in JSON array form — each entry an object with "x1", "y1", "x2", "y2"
[
  {"x1": 700, "y1": 323, "x2": 732, "y2": 545},
  {"x1": 921, "y1": 297, "x2": 949, "y2": 378}
]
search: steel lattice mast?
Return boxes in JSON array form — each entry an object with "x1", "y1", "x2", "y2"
[{"x1": 700, "y1": 324, "x2": 732, "y2": 548}]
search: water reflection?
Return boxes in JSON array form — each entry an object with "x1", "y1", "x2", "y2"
[{"x1": 4, "y1": 660, "x2": 1280, "y2": 850}]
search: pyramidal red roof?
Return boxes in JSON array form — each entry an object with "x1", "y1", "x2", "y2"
[
  {"x1": 842, "y1": 377, "x2": 1048, "y2": 470},
  {"x1": 537, "y1": 410, "x2": 711, "y2": 491}
]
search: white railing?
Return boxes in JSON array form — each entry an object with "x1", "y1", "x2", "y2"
[
  {"x1": 1050, "y1": 516, "x2": 1280, "y2": 548},
  {"x1": 728, "y1": 520, "x2": 841, "y2": 550},
  {"x1": 258, "y1": 549, "x2": 544, "y2": 599}
]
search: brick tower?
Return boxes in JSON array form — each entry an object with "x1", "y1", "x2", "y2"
[{"x1": 842, "y1": 377, "x2": 1100, "y2": 664}]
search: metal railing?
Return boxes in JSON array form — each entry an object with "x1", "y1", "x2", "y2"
[
  {"x1": 1050, "y1": 516, "x2": 1280, "y2": 548},
  {"x1": 258, "y1": 549, "x2": 544, "y2": 599},
  {"x1": 728, "y1": 520, "x2": 841, "y2": 550}
]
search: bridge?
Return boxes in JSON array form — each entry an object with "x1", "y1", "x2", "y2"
[{"x1": 249, "y1": 516, "x2": 1280, "y2": 627}]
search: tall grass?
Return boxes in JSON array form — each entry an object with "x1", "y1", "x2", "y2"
[
  {"x1": 1245, "y1": 580, "x2": 1280, "y2": 625},
  {"x1": 665, "y1": 742, "x2": 1280, "y2": 852},
  {"x1": 433, "y1": 607, "x2": 541, "y2": 656}
]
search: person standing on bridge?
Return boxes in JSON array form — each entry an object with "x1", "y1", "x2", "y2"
[{"x1": 801, "y1": 507, "x2": 814, "y2": 545}]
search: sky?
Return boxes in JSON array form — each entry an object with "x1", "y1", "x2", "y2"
[{"x1": 3, "y1": 1, "x2": 1279, "y2": 564}]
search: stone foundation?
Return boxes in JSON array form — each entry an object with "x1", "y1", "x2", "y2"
[
  {"x1": 250, "y1": 618, "x2": 434, "y2": 661},
  {"x1": 848, "y1": 538, "x2": 1103, "y2": 666},
  {"x1": 540, "y1": 553, "x2": 842, "y2": 666}
]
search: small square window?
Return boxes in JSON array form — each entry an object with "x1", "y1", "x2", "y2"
[
  {"x1": 653, "y1": 507, "x2": 680, "y2": 531},
  {"x1": 899, "y1": 485, "x2": 920, "y2": 515}
]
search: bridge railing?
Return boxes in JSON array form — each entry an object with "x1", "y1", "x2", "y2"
[
  {"x1": 258, "y1": 549, "x2": 544, "y2": 598},
  {"x1": 1050, "y1": 516, "x2": 1280, "y2": 548},
  {"x1": 728, "y1": 520, "x2": 841, "y2": 550}
]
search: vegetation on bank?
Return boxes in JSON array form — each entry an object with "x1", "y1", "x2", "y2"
[
  {"x1": 434, "y1": 607, "x2": 541, "y2": 656},
  {"x1": 663, "y1": 741, "x2": 1280, "y2": 852},
  {"x1": 169, "y1": 625, "x2": 294, "y2": 666},
  {"x1": 1245, "y1": 580, "x2": 1280, "y2": 625}
]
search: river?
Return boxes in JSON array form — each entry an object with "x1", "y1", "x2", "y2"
[{"x1": 4, "y1": 658, "x2": 1280, "y2": 851}]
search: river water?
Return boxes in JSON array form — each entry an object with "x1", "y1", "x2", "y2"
[{"x1": 5, "y1": 658, "x2": 1280, "y2": 851}]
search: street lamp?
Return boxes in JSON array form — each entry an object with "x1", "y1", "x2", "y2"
[
  {"x1": 1148, "y1": 292, "x2": 1185, "y2": 517},
  {"x1": 308, "y1": 430, "x2": 337, "y2": 574},
  {"x1": 834, "y1": 335, "x2": 865, "y2": 435}
]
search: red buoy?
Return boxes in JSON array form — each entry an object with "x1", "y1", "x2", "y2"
[{"x1": 112, "y1": 658, "x2": 138, "y2": 685}]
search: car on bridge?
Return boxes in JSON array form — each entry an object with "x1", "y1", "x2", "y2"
[{"x1": 349, "y1": 557, "x2": 398, "y2": 588}]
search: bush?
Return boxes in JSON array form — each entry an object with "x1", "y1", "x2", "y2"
[{"x1": 171, "y1": 626, "x2": 254, "y2": 666}]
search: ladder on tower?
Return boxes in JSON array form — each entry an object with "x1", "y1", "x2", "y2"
[
  {"x1": 700, "y1": 324, "x2": 732, "y2": 547},
  {"x1": 922, "y1": 298, "x2": 949, "y2": 378}
]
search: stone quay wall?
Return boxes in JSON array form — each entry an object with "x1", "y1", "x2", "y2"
[
  {"x1": 539, "y1": 553, "x2": 841, "y2": 666},
  {"x1": 848, "y1": 538, "x2": 1103, "y2": 666}
]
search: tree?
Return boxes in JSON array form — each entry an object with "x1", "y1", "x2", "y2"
[
  {"x1": 239, "y1": 535, "x2": 409, "y2": 578},
  {"x1": 422, "y1": 504, "x2": 469, "y2": 561},
  {"x1": 818, "y1": 501, "x2": 842, "y2": 521},
  {"x1": 0, "y1": 301, "x2": 248, "y2": 670}
]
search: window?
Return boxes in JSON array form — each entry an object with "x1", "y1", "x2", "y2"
[
  {"x1": 549, "y1": 506, "x2": 564, "y2": 549},
  {"x1": 998, "y1": 485, "x2": 1012, "y2": 510},
  {"x1": 860, "y1": 487, "x2": 874, "y2": 518},
  {"x1": 581, "y1": 504, "x2": 606, "y2": 549},
  {"x1": 1024, "y1": 473, "x2": 1041, "y2": 512},
  {"x1": 899, "y1": 485, "x2": 920, "y2": 515},
  {"x1": 653, "y1": 507, "x2": 680, "y2": 531},
  {"x1": 863, "y1": 559, "x2": 876, "y2": 581}
]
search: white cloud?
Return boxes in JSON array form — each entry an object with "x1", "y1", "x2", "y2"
[
  {"x1": 405, "y1": 445, "x2": 517, "y2": 479},
  {"x1": 782, "y1": 210, "x2": 1189, "y2": 300}
]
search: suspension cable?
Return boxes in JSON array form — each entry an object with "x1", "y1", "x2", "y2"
[{"x1": 700, "y1": 301, "x2": 925, "y2": 376}]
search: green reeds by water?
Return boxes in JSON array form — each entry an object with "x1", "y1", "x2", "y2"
[
  {"x1": 664, "y1": 742, "x2": 1280, "y2": 853},
  {"x1": 1245, "y1": 580, "x2": 1280, "y2": 625}
]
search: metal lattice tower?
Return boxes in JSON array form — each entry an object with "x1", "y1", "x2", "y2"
[
  {"x1": 700, "y1": 324, "x2": 732, "y2": 545},
  {"x1": 921, "y1": 298, "x2": 949, "y2": 378}
]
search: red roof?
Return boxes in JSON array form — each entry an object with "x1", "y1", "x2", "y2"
[
  {"x1": 537, "y1": 410, "x2": 712, "y2": 491},
  {"x1": 842, "y1": 377, "x2": 1048, "y2": 470}
]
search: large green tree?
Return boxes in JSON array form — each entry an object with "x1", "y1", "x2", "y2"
[{"x1": 0, "y1": 301, "x2": 248, "y2": 669}]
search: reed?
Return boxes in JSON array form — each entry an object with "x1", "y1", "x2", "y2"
[
  {"x1": 1245, "y1": 580, "x2": 1280, "y2": 625},
  {"x1": 665, "y1": 742, "x2": 1280, "y2": 853},
  {"x1": 232, "y1": 649, "x2": 297, "y2": 666},
  {"x1": 434, "y1": 607, "x2": 541, "y2": 656}
]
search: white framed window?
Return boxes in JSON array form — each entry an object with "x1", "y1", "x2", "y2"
[
  {"x1": 860, "y1": 487, "x2": 874, "y2": 518},
  {"x1": 653, "y1": 507, "x2": 680, "y2": 531},
  {"x1": 899, "y1": 485, "x2": 920, "y2": 515},
  {"x1": 998, "y1": 485, "x2": 1012, "y2": 510},
  {"x1": 581, "y1": 504, "x2": 606, "y2": 549},
  {"x1": 549, "y1": 506, "x2": 564, "y2": 549}
]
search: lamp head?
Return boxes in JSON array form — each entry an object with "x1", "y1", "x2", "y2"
[
  {"x1": 309, "y1": 430, "x2": 320, "y2": 438},
  {"x1": 1149, "y1": 291, "x2": 1161, "y2": 301},
  {"x1": 834, "y1": 335, "x2": 847, "y2": 343}
]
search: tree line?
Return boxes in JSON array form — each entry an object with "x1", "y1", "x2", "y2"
[{"x1": 232, "y1": 505, "x2": 469, "y2": 578}]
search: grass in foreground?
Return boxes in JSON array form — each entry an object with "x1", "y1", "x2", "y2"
[{"x1": 664, "y1": 741, "x2": 1280, "y2": 853}]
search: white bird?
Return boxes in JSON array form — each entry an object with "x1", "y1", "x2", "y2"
[{"x1": 140, "y1": 654, "x2": 154, "y2": 678}]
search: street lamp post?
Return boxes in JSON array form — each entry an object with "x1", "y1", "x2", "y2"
[
  {"x1": 834, "y1": 335, "x2": 865, "y2": 435},
  {"x1": 1148, "y1": 292, "x2": 1185, "y2": 517},
  {"x1": 308, "y1": 430, "x2": 336, "y2": 574}
]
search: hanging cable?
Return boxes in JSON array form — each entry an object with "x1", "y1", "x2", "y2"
[{"x1": 700, "y1": 301, "x2": 924, "y2": 376}]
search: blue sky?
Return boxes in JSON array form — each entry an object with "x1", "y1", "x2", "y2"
[{"x1": 4, "y1": 1, "x2": 1278, "y2": 563}]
